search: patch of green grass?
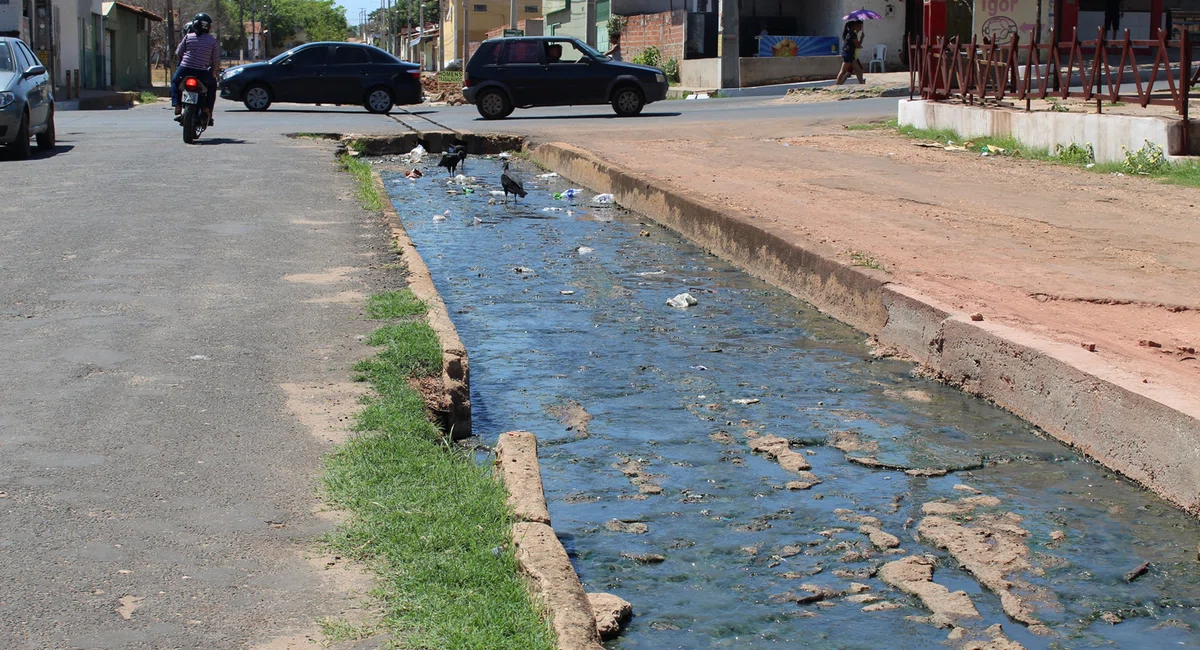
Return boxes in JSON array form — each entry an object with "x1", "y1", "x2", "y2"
[
  {"x1": 318, "y1": 617, "x2": 377, "y2": 645},
  {"x1": 289, "y1": 132, "x2": 342, "y2": 140},
  {"x1": 353, "y1": 321, "x2": 442, "y2": 381},
  {"x1": 849, "y1": 251, "x2": 885, "y2": 270},
  {"x1": 366, "y1": 290, "x2": 427, "y2": 319},
  {"x1": 339, "y1": 154, "x2": 384, "y2": 212},
  {"x1": 137, "y1": 91, "x2": 159, "y2": 105},
  {"x1": 845, "y1": 121, "x2": 892, "y2": 131},
  {"x1": 324, "y1": 295, "x2": 555, "y2": 650}
]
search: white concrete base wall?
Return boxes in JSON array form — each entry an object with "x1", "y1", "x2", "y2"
[
  {"x1": 739, "y1": 56, "x2": 842, "y2": 87},
  {"x1": 897, "y1": 99, "x2": 1188, "y2": 162},
  {"x1": 680, "y1": 58, "x2": 720, "y2": 89}
]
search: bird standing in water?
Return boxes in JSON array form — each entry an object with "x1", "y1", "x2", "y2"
[
  {"x1": 500, "y1": 161, "x2": 527, "y2": 204},
  {"x1": 449, "y1": 144, "x2": 468, "y2": 174},
  {"x1": 437, "y1": 148, "x2": 462, "y2": 175}
]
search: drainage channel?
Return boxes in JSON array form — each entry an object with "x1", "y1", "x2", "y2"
[{"x1": 380, "y1": 156, "x2": 1200, "y2": 649}]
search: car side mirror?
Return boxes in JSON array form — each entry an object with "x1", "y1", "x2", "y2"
[{"x1": 23, "y1": 65, "x2": 46, "y2": 78}]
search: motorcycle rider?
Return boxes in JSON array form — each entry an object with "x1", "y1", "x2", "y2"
[{"x1": 172, "y1": 13, "x2": 220, "y2": 126}]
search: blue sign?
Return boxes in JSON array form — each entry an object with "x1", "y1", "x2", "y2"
[{"x1": 758, "y1": 35, "x2": 839, "y2": 57}]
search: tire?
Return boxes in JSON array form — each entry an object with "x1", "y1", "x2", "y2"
[
  {"x1": 476, "y1": 88, "x2": 512, "y2": 120},
  {"x1": 243, "y1": 84, "x2": 272, "y2": 111},
  {"x1": 364, "y1": 87, "x2": 394, "y2": 114},
  {"x1": 611, "y1": 85, "x2": 645, "y2": 117},
  {"x1": 36, "y1": 107, "x2": 55, "y2": 151},
  {"x1": 182, "y1": 104, "x2": 198, "y2": 144},
  {"x1": 11, "y1": 111, "x2": 31, "y2": 159}
]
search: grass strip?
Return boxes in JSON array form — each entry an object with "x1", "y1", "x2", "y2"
[
  {"x1": 340, "y1": 154, "x2": 384, "y2": 212},
  {"x1": 323, "y1": 295, "x2": 556, "y2": 650},
  {"x1": 366, "y1": 290, "x2": 427, "y2": 319},
  {"x1": 137, "y1": 91, "x2": 159, "y2": 105},
  {"x1": 868, "y1": 118, "x2": 1200, "y2": 187}
]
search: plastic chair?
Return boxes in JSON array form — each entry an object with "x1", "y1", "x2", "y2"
[{"x1": 869, "y1": 44, "x2": 887, "y2": 72}]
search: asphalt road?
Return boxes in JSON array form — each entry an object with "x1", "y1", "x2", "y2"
[{"x1": 0, "y1": 93, "x2": 896, "y2": 649}]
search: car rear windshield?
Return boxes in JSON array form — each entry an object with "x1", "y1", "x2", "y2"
[
  {"x1": 369, "y1": 48, "x2": 399, "y2": 63},
  {"x1": 0, "y1": 44, "x2": 13, "y2": 72},
  {"x1": 471, "y1": 41, "x2": 501, "y2": 65},
  {"x1": 502, "y1": 40, "x2": 542, "y2": 64}
]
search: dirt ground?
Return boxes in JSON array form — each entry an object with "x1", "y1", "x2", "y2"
[{"x1": 565, "y1": 124, "x2": 1200, "y2": 408}]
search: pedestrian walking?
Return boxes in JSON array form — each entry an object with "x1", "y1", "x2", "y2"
[
  {"x1": 1104, "y1": 0, "x2": 1123, "y2": 39},
  {"x1": 836, "y1": 20, "x2": 865, "y2": 85}
]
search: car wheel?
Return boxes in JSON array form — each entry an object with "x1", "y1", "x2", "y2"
[
  {"x1": 243, "y1": 84, "x2": 272, "y2": 111},
  {"x1": 611, "y1": 85, "x2": 645, "y2": 117},
  {"x1": 12, "y1": 111, "x2": 31, "y2": 159},
  {"x1": 36, "y1": 107, "x2": 55, "y2": 151},
  {"x1": 365, "y1": 87, "x2": 394, "y2": 114},
  {"x1": 476, "y1": 88, "x2": 512, "y2": 120}
]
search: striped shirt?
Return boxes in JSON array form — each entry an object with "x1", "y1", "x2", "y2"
[{"x1": 176, "y1": 33, "x2": 220, "y2": 71}]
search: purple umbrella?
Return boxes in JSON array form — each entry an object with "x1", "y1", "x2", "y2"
[{"x1": 843, "y1": 8, "x2": 883, "y2": 20}]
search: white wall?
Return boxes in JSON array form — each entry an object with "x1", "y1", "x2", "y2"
[
  {"x1": 0, "y1": 2, "x2": 21, "y2": 34},
  {"x1": 842, "y1": 0, "x2": 905, "y2": 69},
  {"x1": 1078, "y1": 10, "x2": 1155, "y2": 39}
]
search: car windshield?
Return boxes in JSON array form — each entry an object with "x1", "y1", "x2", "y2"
[
  {"x1": 0, "y1": 44, "x2": 14, "y2": 72},
  {"x1": 268, "y1": 48, "x2": 299, "y2": 64},
  {"x1": 572, "y1": 40, "x2": 609, "y2": 60}
]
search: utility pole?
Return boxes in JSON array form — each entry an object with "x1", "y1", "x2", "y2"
[
  {"x1": 166, "y1": 0, "x2": 176, "y2": 78},
  {"x1": 418, "y1": 0, "x2": 424, "y2": 69},
  {"x1": 263, "y1": 0, "x2": 271, "y2": 58},
  {"x1": 239, "y1": 0, "x2": 245, "y2": 60},
  {"x1": 461, "y1": 0, "x2": 468, "y2": 63},
  {"x1": 510, "y1": 0, "x2": 516, "y2": 30},
  {"x1": 437, "y1": 0, "x2": 443, "y2": 70}
]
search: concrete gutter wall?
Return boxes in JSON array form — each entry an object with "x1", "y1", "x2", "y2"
[
  {"x1": 372, "y1": 172, "x2": 472, "y2": 438},
  {"x1": 898, "y1": 99, "x2": 1192, "y2": 161},
  {"x1": 532, "y1": 142, "x2": 1200, "y2": 515}
]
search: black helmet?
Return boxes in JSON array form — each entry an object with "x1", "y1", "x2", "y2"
[
  {"x1": 183, "y1": 20, "x2": 194, "y2": 34},
  {"x1": 192, "y1": 13, "x2": 212, "y2": 35}
]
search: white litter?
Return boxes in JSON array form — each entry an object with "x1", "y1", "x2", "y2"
[
  {"x1": 637, "y1": 270, "x2": 666, "y2": 276},
  {"x1": 189, "y1": 355, "x2": 210, "y2": 361},
  {"x1": 666, "y1": 292, "x2": 698, "y2": 308},
  {"x1": 577, "y1": 246, "x2": 595, "y2": 254},
  {"x1": 490, "y1": 190, "x2": 507, "y2": 196},
  {"x1": 433, "y1": 209, "x2": 450, "y2": 221},
  {"x1": 593, "y1": 193, "x2": 615, "y2": 205},
  {"x1": 560, "y1": 290, "x2": 575, "y2": 295},
  {"x1": 563, "y1": 188, "x2": 582, "y2": 200},
  {"x1": 732, "y1": 398, "x2": 761, "y2": 405},
  {"x1": 402, "y1": 144, "x2": 426, "y2": 165},
  {"x1": 450, "y1": 174, "x2": 470, "y2": 185},
  {"x1": 542, "y1": 207, "x2": 564, "y2": 212},
  {"x1": 499, "y1": 152, "x2": 512, "y2": 159},
  {"x1": 538, "y1": 172, "x2": 560, "y2": 179}
]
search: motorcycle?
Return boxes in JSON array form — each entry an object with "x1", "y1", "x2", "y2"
[{"x1": 179, "y1": 74, "x2": 210, "y2": 144}]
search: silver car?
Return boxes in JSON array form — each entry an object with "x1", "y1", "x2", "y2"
[{"x1": 0, "y1": 37, "x2": 55, "y2": 159}]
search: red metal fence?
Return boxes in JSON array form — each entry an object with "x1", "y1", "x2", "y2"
[{"x1": 907, "y1": 28, "x2": 1198, "y2": 119}]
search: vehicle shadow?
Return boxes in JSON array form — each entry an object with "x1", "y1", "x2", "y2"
[
  {"x1": 221, "y1": 107, "x2": 437, "y2": 116},
  {"x1": 484, "y1": 111, "x2": 682, "y2": 121},
  {"x1": 196, "y1": 138, "x2": 249, "y2": 145},
  {"x1": 0, "y1": 144, "x2": 76, "y2": 161}
]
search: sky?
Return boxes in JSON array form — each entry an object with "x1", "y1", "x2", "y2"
[{"x1": 338, "y1": 0, "x2": 386, "y2": 28}]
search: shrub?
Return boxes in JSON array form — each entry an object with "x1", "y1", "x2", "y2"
[
  {"x1": 1122, "y1": 140, "x2": 1166, "y2": 175},
  {"x1": 632, "y1": 45, "x2": 661, "y2": 68},
  {"x1": 607, "y1": 15, "x2": 627, "y2": 41},
  {"x1": 662, "y1": 57, "x2": 680, "y2": 82},
  {"x1": 1054, "y1": 142, "x2": 1095, "y2": 166}
]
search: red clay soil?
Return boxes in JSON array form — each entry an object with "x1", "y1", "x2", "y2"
[{"x1": 564, "y1": 126, "x2": 1200, "y2": 406}]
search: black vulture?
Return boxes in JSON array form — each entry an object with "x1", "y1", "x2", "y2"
[
  {"x1": 437, "y1": 151, "x2": 461, "y2": 175},
  {"x1": 500, "y1": 161, "x2": 527, "y2": 204},
  {"x1": 448, "y1": 144, "x2": 468, "y2": 173}
]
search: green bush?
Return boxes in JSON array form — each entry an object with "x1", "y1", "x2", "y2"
[
  {"x1": 632, "y1": 45, "x2": 661, "y2": 68},
  {"x1": 1122, "y1": 140, "x2": 1166, "y2": 175},
  {"x1": 606, "y1": 15, "x2": 627, "y2": 41},
  {"x1": 662, "y1": 57, "x2": 680, "y2": 82},
  {"x1": 1054, "y1": 142, "x2": 1095, "y2": 166}
]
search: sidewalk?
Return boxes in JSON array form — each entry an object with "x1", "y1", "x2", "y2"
[
  {"x1": 55, "y1": 88, "x2": 138, "y2": 110},
  {"x1": 557, "y1": 119, "x2": 1200, "y2": 424},
  {"x1": 668, "y1": 71, "x2": 911, "y2": 99}
]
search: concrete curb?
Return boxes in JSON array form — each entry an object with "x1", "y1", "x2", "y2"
[
  {"x1": 56, "y1": 91, "x2": 138, "y2": 111},
  {"x1": 530, "y1": 142, "x2": 1200, "y2": 515},
  {"x1": 371, "y1": 172, "x2": 472, "y2": 439},
  {"x1": 495, "y1": 431, "x2": 552, "y2": 525},
  {"x1": 495, "y1": 431, "x2": 611, "y2": 649}
]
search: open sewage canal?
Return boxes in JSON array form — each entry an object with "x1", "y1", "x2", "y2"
[{"x1": 381, "y1": 155, "x2": 1200, "y2": 649}]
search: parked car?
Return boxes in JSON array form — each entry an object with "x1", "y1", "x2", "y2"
[
  {"x1": 462, "y1": 36, "x2": 669, "y2": 119},
  {"x1": 0, "y1": 37, "x2": 55, "y2": 159},
  {"x1": 218, "y1": 42, "x2": 422, "y2": 113}
]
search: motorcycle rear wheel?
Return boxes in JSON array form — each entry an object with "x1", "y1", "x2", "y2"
[{"x1": 182, "y1": 104, "x2": 199, "y2": 144}]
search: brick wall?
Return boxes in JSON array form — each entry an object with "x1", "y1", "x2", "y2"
[{"x1": 617, "y1": 10, "x2": 685, "y2": 64}]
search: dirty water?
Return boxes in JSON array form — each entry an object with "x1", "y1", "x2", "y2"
[{"x1": 382, "y1": 158, "x2": 1200, "y2": 649}]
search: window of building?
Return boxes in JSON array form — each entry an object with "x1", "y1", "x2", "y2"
[
  {"x1": 524, "y1": 5, "x2": 537, "y2": 12},
  {"x1": 473, "y1": 4, "x2": 487, "y2": 11}
]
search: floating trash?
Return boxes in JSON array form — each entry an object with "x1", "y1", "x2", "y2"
[{"x1": 593, "y1": 193, "x2": 615, "y2": 205}]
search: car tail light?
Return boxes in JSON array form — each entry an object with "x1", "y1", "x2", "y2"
[
  {"x1": 409, "y1": 70, "x2": 420, "y2": 80},
  {"x1": 464, "y1": 71, "x2": 471, "y2": 86},
  {"x1": 183, "y1": 77, "x2": 200, "y2": 90}
]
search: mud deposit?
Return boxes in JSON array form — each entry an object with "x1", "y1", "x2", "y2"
[{"x1": 382, "y1": 158, "x2": 1200, "y2": 649}]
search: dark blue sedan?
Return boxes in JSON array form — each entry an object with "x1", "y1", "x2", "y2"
[
  {"x1": 218, "y1": 42, "x2": 423, "y2": 114},
  {"x1": 0, "y1": 37, "x2": 55, "y2": 159}
]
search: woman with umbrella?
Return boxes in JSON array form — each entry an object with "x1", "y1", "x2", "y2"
[{"x1": 836, "y1": 9, "x2": 880, "y2": 85}]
